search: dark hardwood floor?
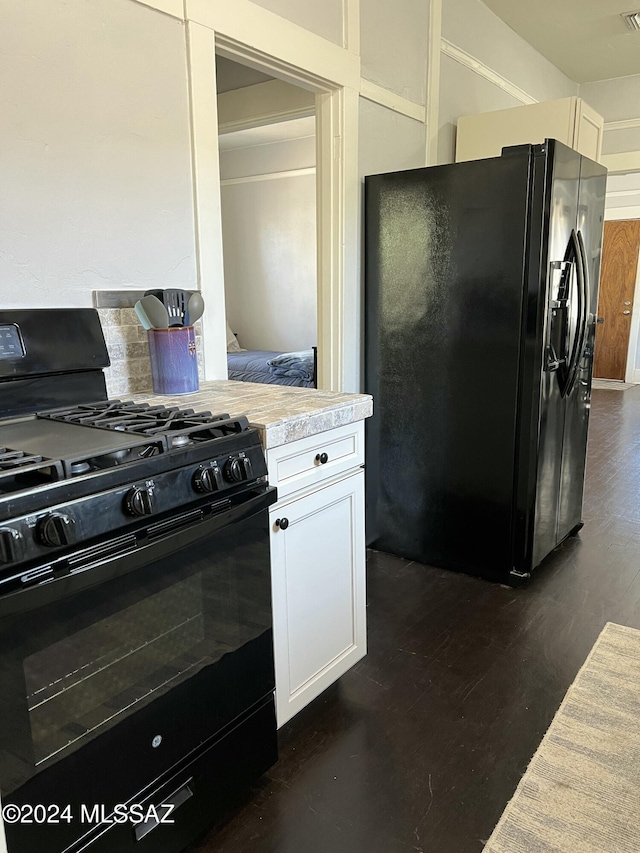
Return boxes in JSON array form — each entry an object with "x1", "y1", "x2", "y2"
[{"x1": 192, "y1": 386, "x2": 640, "y2": 853}]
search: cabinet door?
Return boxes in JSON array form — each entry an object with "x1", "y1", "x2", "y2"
[
  {"x1": 270, "y1": 470, "x2": 366, "y2": 726},
  {"x1": 456, "y1": 98, "x2": 575, "y2": 162},
  {"x1": 572, "y1": 99, "x2": 604, "y2": 161},
  {"x1": 455, "y1": 97, "x2": 604, "y2": 164}
]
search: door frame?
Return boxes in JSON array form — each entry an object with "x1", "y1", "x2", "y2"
[
  {"x1": 185, "y1": 2, "x2": 361, "y2": 391},
  {"x1": 603, "y1": 209, "x2": 640, "y2": 383},
  {"x1": 627, "y1": 235, "x2": 640, "y2": 384}
]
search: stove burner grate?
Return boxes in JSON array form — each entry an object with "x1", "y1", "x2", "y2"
[
  {"x1": 0, "y1": 448, "x2": 44, "y2": 470},
  {"x1": 39, "y1": 401, "x2": 250, "y2": 445},
  {"x1": 0, "y1": 447, "x2": 64, "y2": 491}
]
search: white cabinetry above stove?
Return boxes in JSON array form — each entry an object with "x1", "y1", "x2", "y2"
[{"x1": 266, "y1": 422, "x2": 366, "y2": 727}]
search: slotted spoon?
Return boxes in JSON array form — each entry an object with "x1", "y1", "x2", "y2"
[{"x1": 163, "y1": 290, "x2": 189, "y2": 327}]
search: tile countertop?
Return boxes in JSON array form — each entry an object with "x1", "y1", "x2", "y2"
[{"x1": 132, "y1": 380, "x2": 373, "y2": 449}]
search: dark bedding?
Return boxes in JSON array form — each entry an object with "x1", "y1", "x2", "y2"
[{"x1": 227, "y1": 350, "x2": 315, "y2": 387}]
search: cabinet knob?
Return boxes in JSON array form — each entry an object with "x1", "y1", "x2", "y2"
[
  {"x1": 315, "y1": 452, "x2": 329, "y2": 465},
  {"x1": 275, "y1": 518, "x2": 289, "y2": 530}
]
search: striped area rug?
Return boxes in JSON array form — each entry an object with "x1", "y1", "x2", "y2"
[{"x1": 484, "y1": 622, "x2": 640, "y2": 853}]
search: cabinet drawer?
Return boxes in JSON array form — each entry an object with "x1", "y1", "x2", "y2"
[{"x1": 266, "y1": 421, "x2": 364, "y2": 500}]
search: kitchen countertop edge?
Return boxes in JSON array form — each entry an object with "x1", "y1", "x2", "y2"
[{"x1": 132, "y1": 380, "x2": 373, "y2": 449}]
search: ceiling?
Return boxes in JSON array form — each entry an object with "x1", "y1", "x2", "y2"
[
  {"x1": 482, "y1": 0, "x2": 640, "y2": 83},
  {"x1": 216, "y1": 56, "x2": 274, "y2": 94}
]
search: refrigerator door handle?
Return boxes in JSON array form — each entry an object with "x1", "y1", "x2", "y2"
[
  {"x1": 564, "y1": 230, "x2": 589, "y2": 397},
  {"x1": 549, "y1": 231, "x2": 583, "y2": 396}
]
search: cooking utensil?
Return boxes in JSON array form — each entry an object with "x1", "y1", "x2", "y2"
[
  {"x1": 185, "y1": 292, "x2": 205, "y2": 326},
  {"x1": 144, "y1": 289, "x2": 165, "y2": 303},
  {"x1": 163, "y1": 289, "x2": 189, "y2": 327},
  {"x1": 138, "y1": 294, "x2": 170, "y2": 329},
  {"x1": 134, "y1": 300, "x2": 155, "y2": 331},
  {"x1": 143, "y1": 289, "x2": 174, "y2": 323}
]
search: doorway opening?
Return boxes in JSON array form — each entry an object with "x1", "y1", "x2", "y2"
[
  {"x1": 216, "y1": 56, "x2": 318, "y2": 389},
  {"x1": 205, "y1": 35, "x2": 352, "y2": 392},
  {"x1": 595, "y1": 172, "x2": 640, "y2": 383}
]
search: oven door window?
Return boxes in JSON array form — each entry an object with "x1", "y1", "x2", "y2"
[
  {"x1": 24, "y1": 571, "x2": 208, "y2": 768},
  {"x1": 0, "y1": 491, "x2": 275, "y2": 821}
]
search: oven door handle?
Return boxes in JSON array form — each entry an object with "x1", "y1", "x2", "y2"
[{"x1": 0, "y1": 486, "x2": 277, "y2": 619}]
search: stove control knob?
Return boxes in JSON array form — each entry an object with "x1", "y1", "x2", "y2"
[
  {"x1": 124, "y1": 486, "x2": 155, "y2": 517},
  {"x1": 0, "y1": 527, "x2": 25, "y2": 564},
  {"x1": 224, "y1": 455, "x2": 253, "y2": 483},
  {"x1": 193, "y1": 463, "x2": 223, "y2": 494},
  {"x1": 37, "y1": 513, "x2": 76, "y2": 548}
]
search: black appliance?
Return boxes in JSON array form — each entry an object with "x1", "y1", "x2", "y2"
[
  {"x1": 365, "y1": 139, "x2": 607, "y2": 583},
  {"x1": 0, "y1": 310, "x2": 277, "y2": 852}
]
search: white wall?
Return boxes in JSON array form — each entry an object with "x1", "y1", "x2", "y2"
[
  {"x1": 359, "y1": 100, "x2": 428, "y2": 177},
  {"x1": 438, "y1": 55, "x2": 524, "y2": 164},
  {"x1": 220, "y1": 131, "x2": 317, "y2": 352},
  {"x1": 438, "y1": 0, "x2": 578, "y2": 163},
  {"x1": 580, "y1": 75, "x2": 640, "y2": 158},
  {"x1": 249, "y1": 0, "x2": 344, "y2": 46},
  {"x1": 6, "y1": 0, "x2": 635, "y2": 389},
  {"x1": 580, "y1": 75, "x2": 640, "y2": 123},
  {"x1": 0, "y1": 0, "x2": 196, "y2": 307},
  {"x1": 0, "y1": 0, "x2": 435, "y2": 390},
  {"x1": 442, "y1": 0, "x2": 578, "y2": 101},
  {"x1": 605, "y1": 174, "x2": 640, "y2": 217},
  {"x1": 360, "y1": 0, "x2": 430, "y2": 105}
]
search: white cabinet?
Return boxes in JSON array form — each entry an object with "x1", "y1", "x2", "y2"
[
  {"x1": 267, "y1": 423, "x2": 366, "y2": 727},
  {"x1": 455, "y1": 96, "x2": 604, "y2": 163},
  {"x1": 266, "y1": 420, "x2": 364, "y2": 500}
]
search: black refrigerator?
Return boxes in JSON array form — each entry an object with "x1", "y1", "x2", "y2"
[{"x1": 364, "y1": 139, "x2": 607, "y2": 583}]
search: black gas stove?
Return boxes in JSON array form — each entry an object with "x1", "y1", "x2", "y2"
[
  {"x1": 0, "y1": 399, "x2": 267, "y2": 588},
  {"x1": 0, "y1": 309, "x2": 277, "y2": 853}
]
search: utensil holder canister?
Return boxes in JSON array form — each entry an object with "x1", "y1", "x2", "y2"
[{"x1": 147, "y1": 327, "x2": 199, "y2": 395}]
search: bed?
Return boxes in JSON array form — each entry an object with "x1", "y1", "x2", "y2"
[{"x1": 227, "y1": 348, "x2": 317, "y2": 388}]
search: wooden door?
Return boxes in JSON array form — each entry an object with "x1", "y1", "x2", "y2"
[{"x1": 594, "y1": 220, "x2": 640, "y2": 380}]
